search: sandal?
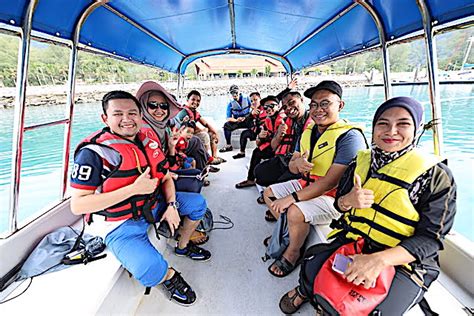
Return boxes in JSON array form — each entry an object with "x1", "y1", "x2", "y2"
[
  {"x1": 216, "y1": 157, "x2": 227, "y2": 163},
  {"x1": 203, "y1": 179, "x2": 210, "y2": 186},
  {"x1": 235, "y1": 180, "x2": 255, "y2": 189},
  {"x1": 219, "y1": 145, "x2": 233, "y2": 152},
  {"x1": 279, "y1": 287, "x2": 309, "y2": 314},
  {"x1": 268, "y1": 256, "x2": 298, "y2": 278},
  {"x1": 256, "y1": 194, "x2": 265, "y2": 204},
  {"x1": 265, "y1": 210, "x2": 277, "y2": 222}
]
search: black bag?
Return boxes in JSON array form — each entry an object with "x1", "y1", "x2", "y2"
[
  {"x1": 196, "y1": 208, "x2": 234, "y2": 233},
  {"x1": 173, "y1": 167, "x2": 209, "y2": 193}
]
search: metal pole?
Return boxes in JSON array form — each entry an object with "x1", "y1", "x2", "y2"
[
  {"x1": 8, "y1": 0, "x2": 38, "y2": 233},
  {"x1": 61, "y1": 1, "x2": 106, "y2": 198},
  {"x1": 355, "y1": 0, "x2": 391, "y2": 99},
  {"x1": 177, "y1": 74, "x2": 182, "y2": 99},
  {"x1": 416, "y1": 0, "x2": 444, "y2": 155},
  {"x1": 228, "y1": 0, "x2": 236, "y2": 49}
]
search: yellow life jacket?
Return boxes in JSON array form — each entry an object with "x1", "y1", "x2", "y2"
[
  {"x1": 328, "y1": 149, "x2": 442, "y2": 248},
  {"x1": 300, "y1": 119, "x2": 365, "y2": 177}
]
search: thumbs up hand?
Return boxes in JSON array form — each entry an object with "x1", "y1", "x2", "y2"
[
  {"x1": 291, "y1": 150, "x2": 313, "y2": 174},
  {"x1": 131, "y1": 167, "x2": 158, "y2": 195},
  {"x1": 345, "y1": 173, "x2": 374, "y2": 209}
]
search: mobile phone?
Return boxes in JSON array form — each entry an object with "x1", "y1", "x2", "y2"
[{"x1": 332, "y1": 253, "x2": 352, "y2": 274}]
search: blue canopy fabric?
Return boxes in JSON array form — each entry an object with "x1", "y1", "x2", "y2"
[{"x1": 1, "y1": 0, "x2": 473, "y2": 74}]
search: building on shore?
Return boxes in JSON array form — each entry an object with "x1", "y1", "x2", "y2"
[{"x1": 191, "y1": 56, "x2": 286, "y2": 80}]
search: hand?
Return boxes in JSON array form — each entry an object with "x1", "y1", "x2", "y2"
[
  {"x1": 294, "y1": 150, "x2": 313, "y2": 174},
  {"x1": 237, "y1": 117, "x2": 245, "y2": 122},
  {"x1": 251, "y1": 107, "x2": 260, "y2": 116},
  {"x1": 211, "y1": 132, "x2": 219, "y2": 143},
  {"x1": 277, "y1": 123, "x2": 288, "y2": 139},
  {"x1": 344, "y1": 253, "x2": 386, "y2": 289},
  {"x1": 271, "y1": 195, "x2": 294, "y2": 214},
  {"x1": 345, "y1": 174, "x2": 374, "y2": 209},
  {"x1": 288, "y1": 77, "x2": 298, "y2": 90},
  {"x1": 168, "y1": 126, "x2": 185, "y2": 149},
  {"x1": 161, "y1": 205, "x2": 181, "y2": 236},
  {"x1": 169, "y1": 172, "x2": 178, "y2": 180},
  {"x1": 182, "y1": 116, "x2": 190, "y2": 123},
  {"x1": 131, "y1": 167, "x2": 158, "y2": 195},
  {"x1": 258, "y1": 129, "x2": 269, "y2": 139}
]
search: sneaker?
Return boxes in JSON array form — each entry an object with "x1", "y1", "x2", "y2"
[
  {"x1": 232, "y1": 153, "x2": 246, "y2": 159},
  {"x1": 162, "y1": 269, "x2": 196, "y2": 306},
  {"x1": 175, "y1": 243, "x2": 211, "y2": 261},
  {"x1": 219, "y1": 145, "x2": 233, "y2": 152},
  {"x1": 209, "y1": 166, "x2": 220, "y2": 173}
]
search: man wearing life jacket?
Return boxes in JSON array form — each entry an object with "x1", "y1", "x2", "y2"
[
  {"x1": 219, "y1": 84, "x2": 252, "y2": 152},
  {"x1": 279, "y1": 96, "x2": 456, "y2": 315},
  {"x1": 264, "y1": 81, "x2": 367, "y2": 277},
  {"x1": 253, "y1": 90, "x2": 312, "y2": 188},
  {"x1": 175, "y1": 89, "x2": 224, "y2": 166},
  {"x1": 70, "y1": 91, "x2": 210, "y2": 306},
  {"x1": 235, "y1": 95, "x2": 285, "y2": 188}
]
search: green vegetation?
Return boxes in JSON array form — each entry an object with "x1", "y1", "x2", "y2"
[
  {"x1": 0, "y1": 27, "x2": 472, "y2": 87},
  {"x1": 313, "y1": 28, "x2": 473, "y2": 75}
]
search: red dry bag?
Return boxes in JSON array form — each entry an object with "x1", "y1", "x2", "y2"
[{"x1": 313, "y1": 238, "x2": 395, "y2": 316}]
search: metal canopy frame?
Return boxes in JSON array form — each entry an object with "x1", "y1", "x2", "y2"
[
  {"x1": 8, "y1": 0, "x2": 38, "y2": 233},
  {"x1": 356, "y1": 0, "x2": 392, "y2": 100}
]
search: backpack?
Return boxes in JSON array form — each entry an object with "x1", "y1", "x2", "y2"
[
  {"x1": 262, "y1": 212, "x2": 289, "y2": 262},
  {"x1": 196, "y1": 208, "x2": 234, "y2": 233}
]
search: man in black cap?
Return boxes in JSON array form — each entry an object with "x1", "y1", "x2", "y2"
[
  {"x1": 263, "y1": 80, "x2": 367, "y2": 277},
  {"x1": 219, "y1": 85, "x2": 252, "y2": 152}
]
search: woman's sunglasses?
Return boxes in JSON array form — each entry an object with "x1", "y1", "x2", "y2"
[
  {"x1": 147, "y1": 101, "x2": 169, "y2": 110},
  {"x1": 263, "y1": 103, "x2": 278, "y2": 110}
]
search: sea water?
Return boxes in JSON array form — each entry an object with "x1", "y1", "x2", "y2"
[{"x1": 0, "y1": 84, "x2": 472, "y2": 241}]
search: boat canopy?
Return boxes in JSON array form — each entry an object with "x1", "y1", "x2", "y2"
[{"x1": 1, "y1": 0, "x2": 473, "y2": 74}]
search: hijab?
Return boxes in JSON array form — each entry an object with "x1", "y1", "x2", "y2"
[
  {"x1": 370, "y1": 96, "x2": 431, "y2": 204},
  {"x1": 136, "y1": 81, "x2": 182, "y2": 147}
]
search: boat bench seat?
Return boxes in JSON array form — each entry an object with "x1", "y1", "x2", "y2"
[{"x1": 1, "y1": 220, "x2": 168, "y2": 315}]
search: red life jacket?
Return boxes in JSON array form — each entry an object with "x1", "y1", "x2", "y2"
[
  {"x1": 258, "y1": 113, "x2": 285, "y2": 151},
  {"x1": 184, "y1": 106, "x2": 201, "y2": 122},
  {"x1": 275, "y1": 114, "x2": 313, "y2": 155},
  {"x1": 76, "y1": 128, "x2": 168, "y2": 222}
]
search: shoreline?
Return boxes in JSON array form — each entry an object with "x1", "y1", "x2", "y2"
[{"x1": 1, "y1": 73, "x2": 470, "y2": 108}]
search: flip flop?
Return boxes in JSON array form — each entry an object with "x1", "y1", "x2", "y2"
[
  {"x1": 256, "y1": 194, "x2": 265, "y2": 204},
  {"x1": 265, "y1": 210, "x2": 277, "y2": 222},
  {"x1": 235, "y1": 180, "x2": 255, "y2": 189},
  {"x1": 268, "y1": 256, "x2": 297, "y2": 278}
]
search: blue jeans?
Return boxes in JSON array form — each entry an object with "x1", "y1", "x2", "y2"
[{"x1": 105, "y1": 192, "x2": 207, "y2": 287}]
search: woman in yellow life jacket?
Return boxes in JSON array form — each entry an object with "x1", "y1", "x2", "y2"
[{"x1": 279, "y1": 96, "x2": 456, "y2": 315}]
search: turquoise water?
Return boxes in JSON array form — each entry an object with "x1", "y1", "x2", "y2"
[{"x1": 0, "y1": 85, "x2": 473, "y2": 241}]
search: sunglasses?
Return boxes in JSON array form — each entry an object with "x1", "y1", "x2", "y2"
[
  {"x1": 263, "y1": 103, "x2": 278, "y2": 110},
  {"x1": 147, "y1": 101, "x2": 169, "y2": 110}
]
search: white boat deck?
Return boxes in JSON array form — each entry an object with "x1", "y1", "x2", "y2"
[{"x1": 1, "y1": 139, "x2": 470, "y2": 315}]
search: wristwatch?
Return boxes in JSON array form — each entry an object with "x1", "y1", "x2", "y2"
[{"x1": 167, "y1": 201, "x2": 179, "y2": 209}]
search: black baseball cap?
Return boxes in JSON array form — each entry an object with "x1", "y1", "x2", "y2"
[
  {"x1": 304, "y1": 80, "x2": 342, "y2": 99},
  {"x1": 260, "y1": 95, "x2": 279, "y2": 107}
]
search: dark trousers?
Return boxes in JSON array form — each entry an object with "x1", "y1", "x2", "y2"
[
  {"x1": 299, "y1": 238, "x2": 429, "y2": 315},
  {"x1": 254, "y1": 155, "x2": 300, "y2": 187},
  {"x1": 223, "y1": 120, "x2": 251, "y2": 145},
  {"x1": 185, "y1": 135, "x2": 209, "y2": 170},
  {"x1": 247, "y1": 146, "x2": 274, "y2": 181},
  {"x1": 240, "y1": 129, "x2": 257, "y2": 152}
]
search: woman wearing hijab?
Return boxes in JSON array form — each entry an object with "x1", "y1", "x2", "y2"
[
  {"x1": 279, "y1": 96, "x2": 456, "y2": 315},
  {"x1": 136, "y1": 81, "x2": 211, "y2": 246}
]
